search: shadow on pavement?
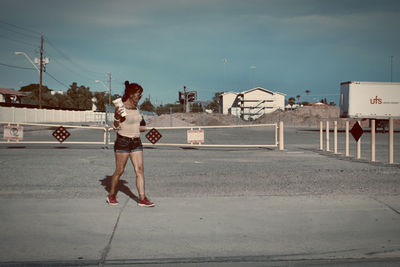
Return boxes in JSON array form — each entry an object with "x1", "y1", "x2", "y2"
[{"x1": 99, "y1": 176, "x2": 139, "y2": 203}]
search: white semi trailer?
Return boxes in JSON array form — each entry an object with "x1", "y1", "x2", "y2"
[{"x1": 340, "y1": 81, "x2": 400, "y2": 130}]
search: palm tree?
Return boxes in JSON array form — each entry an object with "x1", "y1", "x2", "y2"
[
  {"x1": 305, "y1": 89, "x2": 310, "y2": 96},
  {"x1": 288, "y1": 97, "x2": 296, "y2": 110},
  {"x1": 296, "y1": 95, "x2": 301, "y2": 105}
]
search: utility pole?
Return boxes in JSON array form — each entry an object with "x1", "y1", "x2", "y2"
[
  {"x1": 107, "y1": 72, "x2": 112, "y2": 105},
  {"x1": 184, "y1": 85, "x2": 189, "y2": 113},
  {"x1": 222, "y1": 58, "x2": 227, "y2": 91},
  {"x1": 39, "y1": 34, "x2": 43, "y2": 109},
  {"x1": 390, "y1": 56, "x2": 393, "y2": 82}
]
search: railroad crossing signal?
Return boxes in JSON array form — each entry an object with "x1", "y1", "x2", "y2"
[
  {"x1": 52, "y1": 126, "x2": 70, "y2": 143},
  {"x1": 145, "y1": 128, "x2": 162, "y2": 144},
  {"x1": 350, "y1": 122, "x2": 363, "y2": 142}
]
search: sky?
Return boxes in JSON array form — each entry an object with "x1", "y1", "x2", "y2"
[{"x1": 1, "y1": 0, "x2": 399, "y2": 106}]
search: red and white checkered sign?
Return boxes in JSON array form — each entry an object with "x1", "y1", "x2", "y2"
[
  {"x1": 52, "y1": 126, "x2": 70, "y2": 143},
  {"x1": 145, "y1": 128, "x2": 162, "y2": 144}
]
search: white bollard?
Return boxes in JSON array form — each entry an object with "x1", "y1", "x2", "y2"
[
  {"x1": 334, "y1": 121, "x2": 338, "y2": 154},
  {"x1": 389, "y1": 117, "x2": 394, "y2": 164},
  {"x1": 371, "y1": 119, "x2": 375, "y2": 162},
  {"x1": 357, "y1": 121, "x2": 361, "y2": 159},
  {"x1": 279, "y1": 121, "x2": 284, "y2": 151},
  {"x1": 326, "y1": 121, "x2": 330, "y2": 152},
  {"x1": 320, "y1": 121, "x2": 323, "y2": 150},
  {"x1": 345, "y1": 120, "x2": 349, "y2": 157}
]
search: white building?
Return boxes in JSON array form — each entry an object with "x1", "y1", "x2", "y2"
[{"x1": 220, "y1": 87, "x2": 286, "y2": 120}]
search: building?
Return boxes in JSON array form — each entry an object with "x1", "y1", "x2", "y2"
[
  {"x1": 0, "y1": 88, "x2": 25, "y2": 104},
  {"x1": 220, "y1": 87, "x2": 286, "y2": 120}
]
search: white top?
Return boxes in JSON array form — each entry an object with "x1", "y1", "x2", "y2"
[{"x1": 117, "y1": 109, "x2": 141, "y2": 138}]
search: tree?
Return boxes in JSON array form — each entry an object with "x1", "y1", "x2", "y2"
[
  {"x1": 93, "y1": 92, "x2": 112, "y2": 112},
  {"x1": 19, "y1": 83, "x2": 51, "y2": 106},
  {"x1": 296, "y1": 94, "x2": 301, "y2": 104},
  {"x1": 156, "y1": 103, "x2": 184, "y2": 114},
  {"x1": 191, "y1": 103, "x2": 203, "y2": 113},
  {"x1": 66, "y1": 82, "x2": 93, "y2": 109},
  {"x1": 305, "y1": 89, "x2": 310, "y2": 96},
  {"x1": 288, "y1": 97, "x2": 296, "y2": 110},
  {"x1": 140, "y1": 97, "x2": 155, "y2": 112},
  {"x1": 206, "y1": 92, "x2": 223, "y2": 113}
]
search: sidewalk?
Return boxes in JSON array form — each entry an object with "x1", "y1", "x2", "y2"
[{"x1": 1, "y1": 195, "x2": 399, "y2": 266}]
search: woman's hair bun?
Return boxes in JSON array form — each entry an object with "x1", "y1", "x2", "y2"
[{"x1": 124, "y1": 81, "x2": 130, "y2": 87}]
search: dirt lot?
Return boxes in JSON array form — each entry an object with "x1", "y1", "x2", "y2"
[{"x1": 149, "y1": 106, "x2": 400, "y2": 129}]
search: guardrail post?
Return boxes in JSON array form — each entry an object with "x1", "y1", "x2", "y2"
[
  {"x1": 371, "y1": 119, "x2": 375, "y2": 162},
  {"x1": 389, "y1": 117, "x2": 394, "y2": 164},
  {"x1": 279, "y1": 121, "x2": 284, "y2": 150},
  {"x1": 104, "y1": 125, "x2": 109, "y2": 148}
]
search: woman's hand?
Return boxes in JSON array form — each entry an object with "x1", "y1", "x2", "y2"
[
  {"x1": 114, "y1": 106, "x2": 126, "y2": 123},
  {"x1": 114, "y1": 106, "x2": 121, "y2": 120}
]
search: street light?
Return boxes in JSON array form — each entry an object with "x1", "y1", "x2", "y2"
[
  {"x1": 15, "y1": 51, "x2": 44, "y2": 108},
  {"x1": 95, "y1": 80, "x2": 111, "y2": 105},
  {"x1": 222, "y1": 58, "x2": 227, "y2": 91},
  {"x1": 15, "y1": 52, "x2": 40, "y2": 73}
]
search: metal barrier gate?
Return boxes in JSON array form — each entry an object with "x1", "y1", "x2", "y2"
[{"x1": 1, "y1": 121, "x2": 284, "y2": 149}]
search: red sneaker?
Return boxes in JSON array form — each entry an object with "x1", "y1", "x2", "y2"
[
  {"x1": 106, "y1": 194, "x2": 119, "y2": 205},
  {"x1": 138, "y1": 197, "x2": 155, "y2": 207}
]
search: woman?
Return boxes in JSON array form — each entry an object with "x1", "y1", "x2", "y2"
[{"x1": 106, "y1": 81, "x2": 155, "y2": 207}]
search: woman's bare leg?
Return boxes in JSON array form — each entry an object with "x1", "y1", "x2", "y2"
[
  {"x1": 129, "y1": 151, "x2": 145, "y2": 200},
  {"x1": 109, "y1": 152, "x2": 130, "y2": 196}
]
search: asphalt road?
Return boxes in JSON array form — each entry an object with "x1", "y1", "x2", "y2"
[{"x1": 0, "y1": 125, "x2": 399, "y2": 266}]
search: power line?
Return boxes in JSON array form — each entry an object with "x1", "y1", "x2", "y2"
[
  {"x1": 45, "y1": 71, "x2": 70, "y2": 89},
  {"x1": 0, "y1": 20, "x2": 42, "y2": 35},
  {"x1": 0, "y1": 23, "x2": 40, "y2": 40},
  {"x1": 45, "y1": 51, "x2": 102, "y2": 83},
  {"x1": 0, "y1": 34, "x2": 39, "y2": 48},
  {"x1": 45, "y1": 37, "x2": 104, "y2": 76},
  {"x1": 0, "y1": 62, "x2": 36, "y2": 70}
]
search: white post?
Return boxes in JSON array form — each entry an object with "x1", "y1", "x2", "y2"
[
  {"x1": 357, "y1": 121, "x2": 361, "y2": 159},
  {"x1": 320, "y1": 121, "x2": 323, "y2": 150},
  {"x1": 326, "y1": 120, "x2": 330, "y2": 152},
  {"x1": 279, "y1": 121, "x2": 284, "y2": 150},
  {"x1": 345, "y1": 120, "x2": 349, "y2": 157},
  {"x1": 389, "y1": 117, "x2": 394, "y2": 164},
  {"x1": 334, "y1": 121, "x2": 338, "y2": 154},
  {"x1": 371, "y1": 119, "x2": 375, "y2": 162}
]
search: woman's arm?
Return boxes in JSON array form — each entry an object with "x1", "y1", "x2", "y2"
[{"x1": 113, "y1": 106, "x2": 124, "y2": 129}]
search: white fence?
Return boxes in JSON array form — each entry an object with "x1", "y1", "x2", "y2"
[{"x1": 0, "y1": 106, "x2": 111, "y2": 123}]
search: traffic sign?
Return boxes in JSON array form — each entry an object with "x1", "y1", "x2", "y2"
[
  {"x1": 187, "y1": 129, "x2": 204, "y2": 143},
  {"x1": 3, "y1": 125, "x2": 23, "y2": 140},
  {"x1": 350, "y1": 122, "x2": 363, "y2": 142},
  {"x1": 146, "y1": 128, "x2": 162, "y2": 144},
  {"x1": 52, "y1": 126, "x2": 70, "y2": 142}
]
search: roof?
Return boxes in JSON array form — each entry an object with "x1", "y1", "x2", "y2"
[
  {"x1": 240, "y1": 87, "x2": 286, "y2": 96},
  {"x1": 0, "y1": 88, "x2": 26, "y2": 97},
  {"x1": 220, "y1": 92, "x2": 238, "y2": 96},
  {"x1": 310, "y1": 102, "x2": 329, "y2": 106}
]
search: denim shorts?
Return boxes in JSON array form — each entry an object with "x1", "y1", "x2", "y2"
[{"x1": 114, "y1": 134, "x2": 143, "y2": 153}]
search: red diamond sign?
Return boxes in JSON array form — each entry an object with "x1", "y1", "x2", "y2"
[
  {"x1": 350, "y1": 122, "x2": 363, "y2": 142},
  {"x1": 52, "y1": 126, "x2": 70, "y2": 143},
  {"x1": 145, "y1": 128, "x2": 162, "y2": 144}
]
